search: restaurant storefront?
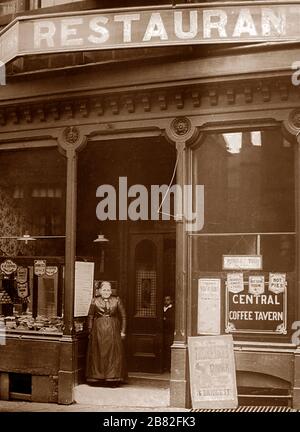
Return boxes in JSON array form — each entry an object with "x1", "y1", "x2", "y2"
[{"x1": 1, "y1": 1, "x2": 300, "y2": 408}]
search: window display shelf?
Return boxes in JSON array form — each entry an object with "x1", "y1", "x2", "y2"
[{"x1": 0, "y1": 328, "x2": 63, "y2": 339}]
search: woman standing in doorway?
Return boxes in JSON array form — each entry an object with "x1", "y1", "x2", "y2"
[{"x1": 86, "y1": 281, "x2": 127, "y2": 387}]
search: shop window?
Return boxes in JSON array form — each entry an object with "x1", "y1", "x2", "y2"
[
  {"x1": 0, "y1": 262, "x2": 64, "y2": 333},
  {"x1": 191, "y1": 128, "x2": 295, "y2": 338},
  {"x1": 0, "y1": 148, "x2": 66, "y2": 257}
]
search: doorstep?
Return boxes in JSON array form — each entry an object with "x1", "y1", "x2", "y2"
[{"x1": 74, "y1": 374, "x2": 170, "y2": 408}]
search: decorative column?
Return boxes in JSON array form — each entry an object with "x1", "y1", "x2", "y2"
[
  {"x1": 165, "y1": 117, "x2": 199, "y2": 408},
  {"x1": 56, "y1": 126, "x2": 87, "y2": 404},
  {"x1": 283, "y1": 110, "x2": 300, "y2": 409}
]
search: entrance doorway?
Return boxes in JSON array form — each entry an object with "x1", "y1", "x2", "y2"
[
  {"x1": 127, "y1": 231, "x2": 175, "y2": 373},
  {"x1": 77, "y1": 136, "x2": 177, "y2": 379}
]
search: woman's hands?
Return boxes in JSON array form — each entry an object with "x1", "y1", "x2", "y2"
[{"x1": 121, "y1": 332, "x2": 126, "y2": 339}]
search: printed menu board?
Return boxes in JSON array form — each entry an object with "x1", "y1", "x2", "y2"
[
  {"x1": 197, "y1": 278, "x2": 221, "y2": 335},
  {"x1": 74, "y1": 261, "x2": 95, "y2": 317},
  {"x1": 188, "y1": 335, "x2": 238, "y2": 409}
]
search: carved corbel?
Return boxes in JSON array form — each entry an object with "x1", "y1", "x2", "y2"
[
  {"x1": 23, "y1": 107, "x2": 32, "y2": 124},
  {"x1": 158, "y1": 94, "x2": 167, "y2": 111},
  {"x1": 61, "y1": 102, "x2": 74, "y2": 120},
  {"x1": 92, "y1": 98, "x2": 104, "y2": 116},
  {"x1": 191, "y1": 91, "x2": 201, "y2": 108},
  {"x1": 110, "y1": 99, "x2": 119, "y2": 115},
  {"x1": 48, "y1": 103, "x2": 60, "y2": 121},
  {"x1": 262, "y1": 85, "x2": 271, "y2": 102},
  {"x1": 77, "y1": 101, "x2": 89, "y2": 118},
  {"x1": 36, "y1": 106, "x2": 46, "y2": 122},
  {"x1": 175, "y1": 93, "x2": 184, "y2": 110},
  {"x1": 226, "y1": 89, "x2": 235, "y2": 105},
  {"x1": 208, "y1": 89, "x2": 218, "y2": 106},
  {"x1": 141, "y1": 95, "x2": 151, "y2": 112},
  {"x1": 244, "y1": 87, "x2": 253, "y2": 103},
  {"x1": 124, "y1": 97, "x2": 135, "y2": 114}
]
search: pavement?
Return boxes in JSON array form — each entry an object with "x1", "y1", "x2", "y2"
[
  {"x1": 0, "y1": 401, "x2": 189, "y2": 412},
  {"x1": 0, "y1": 373, "x2": 189, "y2": 412}
]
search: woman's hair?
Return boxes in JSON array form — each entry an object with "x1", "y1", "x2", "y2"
[{"x1": 100, "y1": 281, "x2": 112, "y2": 290}]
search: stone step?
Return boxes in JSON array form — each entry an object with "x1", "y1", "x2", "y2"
[
  {"x1": 74, "y1": 379, "x2": 170, "y2": 408},
  {"x1": 127, "y1": 372, "x2": 170, "y2": 387}
]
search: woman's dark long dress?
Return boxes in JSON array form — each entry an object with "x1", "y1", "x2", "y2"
[{"x1": 86, "y1": 295, "x2": 127, "y2": 383}]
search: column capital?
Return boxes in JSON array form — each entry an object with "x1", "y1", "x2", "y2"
[
  {"x1": 283, "y1": 109, "x2": 300, "y2": 144},
  {"x1": 164, "y1": 116, "x2": 199, "y2": 146},
  {"x1": 57, "y1": 126, "x2": 87, "y2": 157}
]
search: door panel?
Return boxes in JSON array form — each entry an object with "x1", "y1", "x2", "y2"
[{"x1": 127, "y1": 232, "x2": 175, "y2": 373}]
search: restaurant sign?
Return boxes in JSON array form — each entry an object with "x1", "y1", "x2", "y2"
[
  {"x1": 1, "y1": 2, "x2": 300, "y2": 64},
  {"x1": 225, "y1": 273, "x2": 287, "y2": 334}
]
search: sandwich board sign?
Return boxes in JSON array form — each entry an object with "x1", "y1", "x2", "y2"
[{"x1": 188, "y1": 335, "x2": 238, "y2": 409}]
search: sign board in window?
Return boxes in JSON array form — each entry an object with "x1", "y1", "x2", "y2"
[
  {"x1": 223, "y1": 255, "x2": 262, "y2": 270},
  {"x1": 74, "y1": 261, "x2": 95, "y2": 317},
  {"x1": 188, "y1": 335, "x2": 238, "y2": 409},
  {"x1": 197, "y1": 278, "x2": 221, "y2": 335},
  {"x1": 225, "y1": 273, "x2": 287, "y2": 334},
  {"x1": 34, "y1": 259, "x2": 46, "y2": 276}
]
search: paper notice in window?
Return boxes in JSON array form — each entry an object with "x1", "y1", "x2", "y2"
[
  {"x1": 74, "y1": 261, "x2": 95, "y2": 317},
  {"x1": 198, "y1": 278, "x2": 221, "y2": 335}
]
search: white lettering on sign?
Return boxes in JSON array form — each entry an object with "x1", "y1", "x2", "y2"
[
  {"x1": 226, "y1": 273, "x2": 244, "y2": 294},
  {"x1": 233, "y1": 8, "x2": 257, "y2": 37},
  {"x1": 269, "y1": 273, "x2": 287, "y2": 294},
  {"x1": 61, "y1": 18, "x2": 83, "y2": 47},
  {"x1": 1, "y1": 4, "x2": 295, "y2": 65},
  {"x1": 174, "y1": 11, "x2": 198, "y2": 39},
  {"x1": 232, "y1": 293, "x2": 280, "y2": 305},
  {"x1": 255, "y1": 311, "x2": 284, "y2": 320},
  {"x1": 248, "y1": 275, "x2": 265, "y2": 296},
  {"x1": 114, "y1": 14, "x2": 140, "y2": 43},
  {"x1": 229, "y1": 310, "x2": 253, "y2": 320},
  {"x1": 34, "y1": 21, "x2": 56, "y2": 49},
  {"x1": 261, "y1": 8, "x2": 286, "y2": 36},
  {"x1": 143, "y1": 12, "x2": 168, "y2": 41},
  {"x1": 88, "y1": 17, "x2": 110, "y2": 44},
  {"x1": 203, "y1": 10, "x2": 227, "y2": 38}
]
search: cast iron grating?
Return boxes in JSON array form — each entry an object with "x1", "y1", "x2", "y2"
[{"x1": 191, "y1": 406, "x2": 297, "y2": 412}]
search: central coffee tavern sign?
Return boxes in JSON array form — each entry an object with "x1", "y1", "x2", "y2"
[{"x1": 1, "y1": 2, "x2": 300, "y2": 64}]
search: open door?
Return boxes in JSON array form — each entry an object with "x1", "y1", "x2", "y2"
[{"x1": 127, "y1": 232, "x2": 175, "y2": 373}]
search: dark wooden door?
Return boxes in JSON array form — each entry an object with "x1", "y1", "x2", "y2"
[{"x1": 127, "y1": 232, "x2": 175, "y2": 373}]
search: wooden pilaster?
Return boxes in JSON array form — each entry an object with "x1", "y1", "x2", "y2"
[
  {"x1": 56, "y1": 126, "x2": 87, "y2": 404},
  {"x1": 165, "y1": 117, "x2": 199, "y2": 408}
]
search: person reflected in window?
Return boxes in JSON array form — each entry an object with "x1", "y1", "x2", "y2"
[
  {"x1": 86, "y1": 281, "x2": 127, "y2": 387},
  {"x1": 163, "y1": 295, "x2": 175, "y2": 372}
]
